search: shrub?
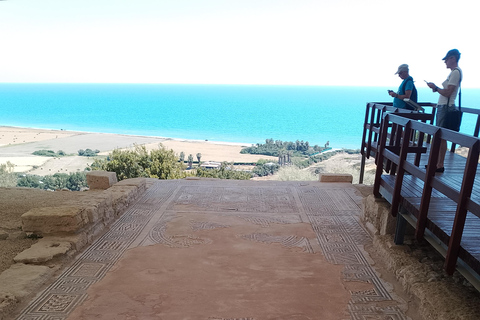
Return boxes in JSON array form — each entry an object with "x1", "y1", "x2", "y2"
[
  {"x1": 33, "y1": 150, "x2": 57, "y2": 157},
  {"x1": 32, "y1": 150, "x2": 68, "y2": 157},
  {"x1": 16, "y1": 172, "x2": 88, "y2": 191},
  {"x1": 78, "y1": 149, "x2": 100, "y2": 157},
  {"x1": 91, "y1": 144, "x2": 186, "y2": 180},
  {"x1": 252, "y1": 162, "x2": 279, "y2": 177},
  {"x1": 0, "y1": 161, "x2": 17, "y2": 187},
  {"x1": 195, "y1": 162, "x2": 252, "y2": 180}
]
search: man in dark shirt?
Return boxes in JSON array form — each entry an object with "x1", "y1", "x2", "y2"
[{"x1": 388, "y1": 64, "x2": 417, "y2": 110}]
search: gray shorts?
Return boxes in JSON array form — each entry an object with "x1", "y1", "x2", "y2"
[{"x1": 436, "y1": 104, "x2": 456, "y2": 128}]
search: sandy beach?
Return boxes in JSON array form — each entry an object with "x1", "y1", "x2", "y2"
[{"x1": 0, "y1": 126, "x2": 277, "y2": 174}]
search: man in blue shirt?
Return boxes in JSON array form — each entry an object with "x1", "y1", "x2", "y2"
[{"x1": 388, "y1": 64, "x2": 417, "y2": 110}]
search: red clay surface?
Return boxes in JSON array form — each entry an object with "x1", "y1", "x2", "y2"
[{"x1": 68, "y1": 212, "x2": 348, "y2": 319}]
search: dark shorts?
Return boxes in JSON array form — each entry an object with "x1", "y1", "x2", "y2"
[{"x1": 436, "y1": 104, "x2": 456, "y2": 128}]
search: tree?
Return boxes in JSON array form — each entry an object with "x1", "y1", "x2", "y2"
[
  {"x1": 91, "y1": 148, "x2": 147, "y2": 180},
  {"x1": 146, "y1": 147, "x2": 185, "y2": 179},
  {"x1": 196, "y1": 153, "x2": 202, "y2": 163},
  {"x1": 16, "y1": 172, "x2": 88, "y2": 191},
  {"x1": 17, "y1": 175, "x2": 42, "y2": 189},
  {"x1": 187, "y1": 154, "x2": 194, "y2": 168},
  {"x1": 252, "y1": 161, "x2": 279, "y2": 177},
  {"x1": 91, "y1": 144, "x2": 186, "y2": 180},
  {"x1": 0, "y1": 162, "x2": 17, "y2": 187},
  {"x1": 179, "y1": 151, "x2": 185, "y2": 162},
  {"x1": 66, "y1": 172, "x2": 88, "y2": 191},
  {"x1": 287, "y1": 150, "x2": 293, "y2": 164},
  {"x1": 278, "y1": 150, "x2": 284, "y2": 166}
]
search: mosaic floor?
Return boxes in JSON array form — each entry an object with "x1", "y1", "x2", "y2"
[{"x1": 17, "y1": 180, "x2": 411, "y2": 320}]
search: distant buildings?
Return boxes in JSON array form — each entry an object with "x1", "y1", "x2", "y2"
[{"x1": 199, "y1": 161, "x2": 222, "y2": 169}]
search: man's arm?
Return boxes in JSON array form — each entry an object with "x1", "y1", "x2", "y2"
[
  {"x1": 394, "y1": 89, "x2": 412, "y2": 100},
  {"x1": 437, "y1": 85, "x2": 456, "y2": 98}
]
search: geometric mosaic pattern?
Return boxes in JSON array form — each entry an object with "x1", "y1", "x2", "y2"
[{"x1": 17, "y1": 180, "x2": 410, "y2": 320}]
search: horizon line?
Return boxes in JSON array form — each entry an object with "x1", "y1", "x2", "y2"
[{"x1": 1, "y1": 82, "x2": 480, "y2": 89}]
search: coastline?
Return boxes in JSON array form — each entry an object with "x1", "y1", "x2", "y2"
[{"x1": 0, "y1": 126, "x2": 276, "y2": 174}]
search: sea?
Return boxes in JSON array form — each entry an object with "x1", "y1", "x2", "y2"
[{"x1": 1, "y1": 84, "x2": 480, "y2": 150}]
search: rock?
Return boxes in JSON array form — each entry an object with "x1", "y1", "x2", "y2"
[
  {"x1": 7, "y1": 231, "x2": 26, "y2": 240},
  {"x1": 0, "y1": 231, "x2": 8, "y2": 240},
  {"x1": 0, "y1": 263, "x2": 53, "y2": 300},
  {"x1": 14, "y1": 239, "x2": 72, "y2": 264},
  {"x1": 21, "y1": 206, "x2": 89, "y2": 236},
  {"x1": 0, "y1": 292, "x2": 17, "y2": 319},
  {"x1": 319, "y1": 173, "x2": 353, "y2": 183},
  {"x1": 86, "y1": 171, "x2": 118, "y2": 190}
]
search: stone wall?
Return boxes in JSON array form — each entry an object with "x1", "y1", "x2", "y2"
[
  {"x1": 361, "y1": 193, "x2": 480, "y2": 320},
  {"x1": 0, "y1": 173, "x2": 156, "y2": 319}
]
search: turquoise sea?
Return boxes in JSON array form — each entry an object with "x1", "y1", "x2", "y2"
[{"x1": 1, "y1": 84, "x2": 480, "y2": 150}]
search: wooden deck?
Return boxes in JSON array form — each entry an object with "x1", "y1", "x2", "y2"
[{"x1": 362, "y1": 102, "x2": 480, "y2": 290}]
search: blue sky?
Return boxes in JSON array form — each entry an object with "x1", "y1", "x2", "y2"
[{"x1": 1, "y1": 0, "x2": 478, "y2": 88}]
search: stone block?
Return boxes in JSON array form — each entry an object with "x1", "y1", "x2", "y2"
[
  {"x1": 14, "y1": 239, "x2": 72, "y2": 264},
  {"x1": 0, "y1": 263, "x2": 53, "y2": 299},
  {"x1": 0, "y1": 292, "x2": 17, "y2": 320},
  {"x1": 319, "y1": 173, "x2": 353, "y2": 183},
  {"x1": 115, "y1": 177, "x2": 147, "y2": 191},
  {"x1": 86, "y1": 171, "x2": 118, "y2": 190},
  {"x1": 21, "y1": 206, "x2": 89, "y2": 236},
  {"x1": 362, "y1": 195, "x2": 396, "y2": 235}
]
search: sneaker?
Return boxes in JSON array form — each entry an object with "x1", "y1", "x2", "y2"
[{"x1": 424, "y1": 165, "x2": 445, "y2": 173}]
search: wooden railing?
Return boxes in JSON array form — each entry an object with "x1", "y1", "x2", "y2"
[
  {"x1": 359, "y1": 102, "x2": 436, "y2": 183},
  {"x1": 372, "y1": 112, "x2": 480, "y2": 287}
]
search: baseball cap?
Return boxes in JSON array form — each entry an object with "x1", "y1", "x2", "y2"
[
  {"x1": 442, "y1": 49, "x2": 461, "y2": 60},
  {"x1": 395, "y1": 64, "x2": 409, "y2": 75}
]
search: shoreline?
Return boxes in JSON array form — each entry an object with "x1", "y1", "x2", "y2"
[
  {"x1": 0, "y1": 125, "x2": 253, "y2": 147},
  {"x1": 0, "y1": 126, "x2": 276, "y2": 174}
]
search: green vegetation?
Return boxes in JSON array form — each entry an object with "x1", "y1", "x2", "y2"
[
  {"x1": 0, "y1": 161, "x2": 17, "y2": 187},
  {"x1": 90, "y1": 144, "x2": 186, "y2": 180},
  {"x1": 195, "y1": 162, "x2": 252, "y2": 180},
  {"x1": 78, "y1": 149, "x2": 100, "y2": 157},
  {"x1": 10, "y1": 139, "x2": 363, "y2": 189},
  {"x1": 252, "y1": 159, "x2": 280, "y2": 177},
  {"x1": 16, "y1": 172, "x2": 88, "y2": 191},
  {"x1": 240, "y1": 138, "x2": 327, "y2": 157},
  {"x1": 32, "y1": 149, "x2": 67, "y2": 157},
  {"x1": 187, "y1": 154, "x2": 194, "y2": 168},
  {"x1": 241, "y1": 139, "x2": 360, "y2": 178}
]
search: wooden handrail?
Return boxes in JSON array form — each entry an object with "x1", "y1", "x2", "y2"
[
  {"x1": 373, "y1": 112, "x2": 480, "y2": 276},
  {"x1": 360, "y1": 102, "x2": 480, "y2": 183},
  {"x1": 360, "y1": 102, "x2": 435, "y2": 183}
]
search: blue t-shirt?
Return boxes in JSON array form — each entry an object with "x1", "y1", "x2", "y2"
[{"x1": 394, "y1": 76, "x2": 414, "y2": 109}]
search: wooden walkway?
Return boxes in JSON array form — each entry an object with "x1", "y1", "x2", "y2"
[{"x1": 361, "y1": 102, "x2": 480, "y2": 291}]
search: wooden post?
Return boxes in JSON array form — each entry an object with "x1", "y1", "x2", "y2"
[
  {"x1": 415, "y1": 128, "x2": 442, "y2": 241},
  {"x1": 445, "y1": 140, "x2": 480, "y2": 274},
  {"x1": 390, "y1": 121, "x2": 412, "y2": 217}
]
